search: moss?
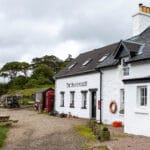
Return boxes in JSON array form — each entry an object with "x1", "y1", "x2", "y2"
[{"x1": 74, "y1": 125, "x2": 96, "y2": 141}]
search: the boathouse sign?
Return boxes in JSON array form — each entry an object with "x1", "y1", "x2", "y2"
[{"x1": 66, "y1": 81, "x2": 87, "y2": 88}]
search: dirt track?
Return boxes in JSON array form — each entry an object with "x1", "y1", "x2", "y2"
[{"x1": 0, "y1": 108, "x2": 87, "y2": 150}]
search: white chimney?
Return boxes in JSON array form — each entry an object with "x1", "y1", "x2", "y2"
[{"x1": 132, "y1": 4, "x2": 150, "y2": 36}]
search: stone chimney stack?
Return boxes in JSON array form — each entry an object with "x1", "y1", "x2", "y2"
[{"x1": 132, "y1": 4, "x2": 150, "y2": 36}]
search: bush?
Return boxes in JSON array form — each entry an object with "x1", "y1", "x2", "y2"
[
  {"x1": 20, "y1": 97, "x2": 34, "y2": 105},
  {"x1": 102, "y1": 127, "x2": 108, "y2": 131},
  {"x1": 8, "y1": 76, "x2": 29, "y2": 89},
  {"x1": 101, "y1": 130, "x2": 110, "y2": 141},
  {"x1": 25, "y1": 79, "x2": 39, "y2": 88},
  {"x1": 59, "y1": 113, "x2": 67, "y2": 118}
]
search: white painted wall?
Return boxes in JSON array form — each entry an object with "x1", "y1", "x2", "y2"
[
  {"x1": 129, "y1": 61, "x2": 150, "y2": 79},
  {"x1": 102, "y1": 67, "x2": 124, "y2": 125},
  {"x1": 124, "y1": 83, "x2": 150, "y2": 136},
  {"x1": 132, "y1": 13, "x2": 150, "y2": 36},
  {"x1": 55, "y1": 72, "x2": 101, "y2": 120}
]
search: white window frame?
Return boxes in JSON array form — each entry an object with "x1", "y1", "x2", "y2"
[
  {"x1": 70, "y1": 91, "x2": 75, "y2": 108},
  {"x1": 120, "y1": 89, "x2": 125, "y2": 114},
  {"x1": 123, "y1": 67, "x2": 129, "y2": 76},
  {"x1": 81, "y1": 91, "x2": 87, "y2": 109},
  {"x1": 82, "y1": 58, "x2": 92, "y2": 66},
  {"x1": 60, "y1": 92, "x2": 64, "y2": 107},
  {"x1": 137, "y1": 86, "x2": 147, "y2": 107},
  {"x1": 98, "y1": 54, "x2": 108, "y2": 62}
]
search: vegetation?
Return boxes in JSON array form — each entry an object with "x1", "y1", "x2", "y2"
[
  {"x1": 75, "y1": 125, "x2": 109, "y2": 150},
  {"x1": 74, "y1": 125, "x2": 96, "y2": 141},
  {"x1": 0, "y1": 125, "x2": 9, "y2": 148},
  {"x1": 0, "y1": 54, "x2": 72, "y2": 96}
]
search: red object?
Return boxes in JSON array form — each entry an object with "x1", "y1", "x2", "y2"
[
  {"x1": 45, "y1": 89, "x2": 55, "y2": 112},
  {"x1": 98, "y1": 100, "x2": 101, "y2": 110},
  {"x1": 112, "y1": 121, "x2": 122, "y2": 127},
  {"x1": 109, "y1": 100, "x2": 117, "y2": 113}
]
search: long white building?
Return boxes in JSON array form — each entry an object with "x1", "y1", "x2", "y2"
[{"x1": 55, "y1": 4, "x2": 150, "y2": 136}]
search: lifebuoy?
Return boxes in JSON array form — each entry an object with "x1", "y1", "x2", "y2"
[{"x1": 109, "y1": 100, "x2": 117, "y2": 113}]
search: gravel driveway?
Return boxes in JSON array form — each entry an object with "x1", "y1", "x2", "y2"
[
  {"x1": 1, "y1": 108, "x2": 150, "y2": 150},
  {"x1": 0, "y1": 108, "x2": 87, "y2": 150}
]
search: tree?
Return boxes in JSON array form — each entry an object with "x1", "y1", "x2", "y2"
[
  {"x1": 0, "y1": 72, "x2": 8, "y2": 83},
  {"x1": 0, "y1": 83, "x2": 8, "y2": 95},
  {"x1": 9, "y1": 75, "x2": 29, "y2": 89},
  {"x1": 32, "y1": 64, "x2": 54, "y2": 82},
  {"x1": 0, "y1": 61, "x2": 21, "y2": 79},
  {"x1": 19, "y1": 62, "x2": 30, "y2": 77},
  {"x1": 31, "y1": 55, "x2": 63, "y2": 73}
]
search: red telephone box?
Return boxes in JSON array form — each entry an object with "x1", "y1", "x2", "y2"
[{"x1": 44, "y1": 88, "x2": 55, "y2": 112}]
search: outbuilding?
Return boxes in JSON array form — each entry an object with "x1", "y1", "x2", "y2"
[
  {"x1": 35, "y1": 88, "x2": 55, "y2": 113},
  {"x1": 55, "y1": 4, "x2": 150, "y2": 136}
]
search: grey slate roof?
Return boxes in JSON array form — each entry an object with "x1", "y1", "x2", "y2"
[{"x1": 55, "y1": 27, "x2": 150, "y2": 79}]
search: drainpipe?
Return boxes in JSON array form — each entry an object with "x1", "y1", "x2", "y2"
[{"x1": 99, "y1": 69, "x2": 103, "y2": 124}]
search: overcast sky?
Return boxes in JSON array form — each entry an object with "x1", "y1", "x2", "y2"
[{"x1": 0, "y1": 0, "x2": 149, "y2": 67}]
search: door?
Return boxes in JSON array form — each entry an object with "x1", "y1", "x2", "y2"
[{"x1": 91, "y1": 91, "x2": 96, "y2": 119}]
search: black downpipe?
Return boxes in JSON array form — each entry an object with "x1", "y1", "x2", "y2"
[{"x1": 99, "y1": 70, "x2": 103, "y2": 124}]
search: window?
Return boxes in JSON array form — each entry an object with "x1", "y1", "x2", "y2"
[
  {"x1": 137, "y1": 86, "x2": 147, "y2": 107},
  {"x1": 98, "y1": 54, "x2": 108, "y2": 62},
  {"x1": 81, "y1": 91, "x2": 87, "y2": 109},
  {"x1": 82, "y1": 58, "x2": 92, "y2": 66},
  {"x1": 120, "y1": 89, "x2": 125, "y2": 114},
  {"x1": 70, "y1": 91, "x2": 75, "y2": 108},
  {"x1": 123, "y1": 67, "x2": 129, "y2": 76},
  {"x1": 60, "y1": 92, "x2": 64, "y2": 107},
  {"x1": 122, "y1": 58, "x2": 129, "y2": 76}
]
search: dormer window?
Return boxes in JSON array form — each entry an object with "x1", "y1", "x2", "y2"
[
  {"x1": 98, "y1": 54, "x2": 108, "y2": 62},
  {"x1": 68, "y1": 62, "x2": 76, "y2": 70},
  {"x1": 82, "y1": 58, "x2": 92, "y2": 66}
]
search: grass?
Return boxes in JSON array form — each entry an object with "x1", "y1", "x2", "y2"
[
  {"x1": 97, "y1": 145, "x2": 108, "y2": 150},
  {"x1": 74, "y1": 125, "x2": 96, "y2": 141},
  {"x1": 0, "y1": 125, "x2": 9, "y2": 148},
  {"x1": 20, "y1": 97, "x2": 34, "y2": 106},
  {"x1": 7, "y1": 84, "x2": 54, "y2": 96}
]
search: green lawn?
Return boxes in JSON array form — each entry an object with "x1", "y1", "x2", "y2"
[{"x1": 0, "y1": 125, "x2": 9, "y2": 148}]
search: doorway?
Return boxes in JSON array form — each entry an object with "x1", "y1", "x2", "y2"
[{"x1": 91, "y1": 91, "x2": 96, "y2": 119}]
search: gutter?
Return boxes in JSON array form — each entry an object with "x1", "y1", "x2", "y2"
[{"x1": 99, "y1": 69, "x2": 103, "y2": 124}]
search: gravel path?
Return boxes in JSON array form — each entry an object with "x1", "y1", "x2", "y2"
[{"x1": 0, "y1": 108, "x2": 87, "y2": 150}]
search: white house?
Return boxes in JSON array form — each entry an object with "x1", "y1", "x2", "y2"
[{"x1": 55, "y1": 4, "x2": 150, "y2": 136}]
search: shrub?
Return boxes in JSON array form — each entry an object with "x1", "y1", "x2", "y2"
[
  {"x1": 102, "y1": 127, "x2": 108, "y2": 131},
  {"x1": 101, "y1": 127, "x2": 110, "y2": 141},
  {"x1": 59, "y1": 113, "x2": 67, "y2": 118}
]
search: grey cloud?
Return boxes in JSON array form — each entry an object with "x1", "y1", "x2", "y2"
[{"x1": 0, "y1": 0, "x2": 149, "y2": 68}]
